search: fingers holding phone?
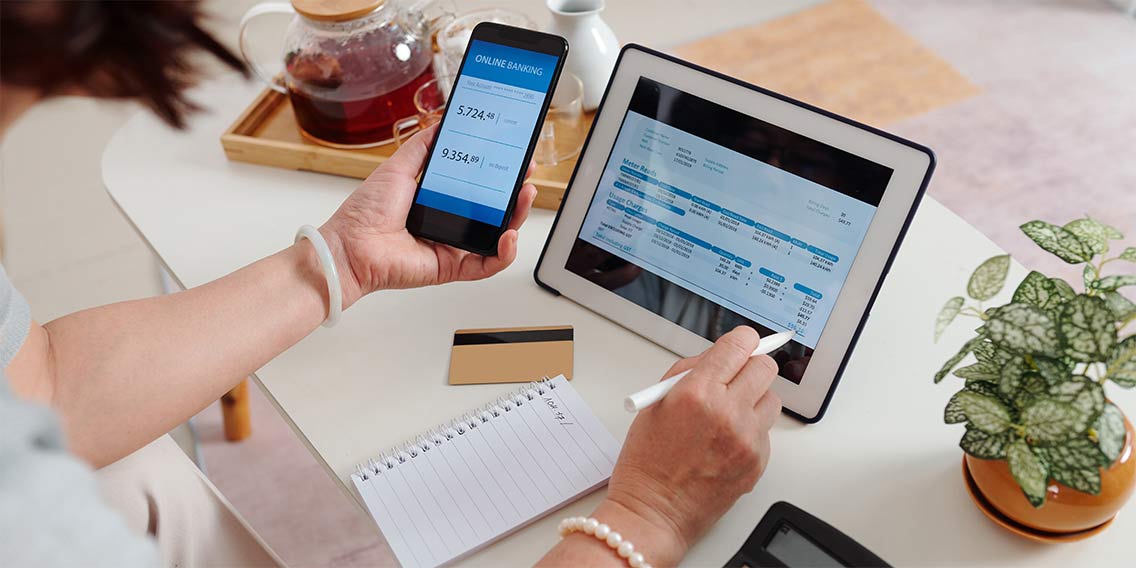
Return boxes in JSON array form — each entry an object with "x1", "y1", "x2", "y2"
[{"x1": 405, "y1": 22, "x2": 568, "y2": 256}]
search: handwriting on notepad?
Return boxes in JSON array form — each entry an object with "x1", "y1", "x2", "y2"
[
  {"x1": 351, "y1": 376, "x2": 621, "y2": 568},
  {"x1": 543, "y1": 396, "x2": 574, "y2": 425}
]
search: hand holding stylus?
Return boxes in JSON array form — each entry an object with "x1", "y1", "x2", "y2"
[
  {"x1": 593, "y1": 327, "x2": 783, "y2": 566},
  {"x1": 624, "y1": 329, "x2": 795, "y2": 412}
]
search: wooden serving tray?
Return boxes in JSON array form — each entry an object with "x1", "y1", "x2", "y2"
[{"x1": 220, "y1": 88, "x2": 591, "y2": 211}]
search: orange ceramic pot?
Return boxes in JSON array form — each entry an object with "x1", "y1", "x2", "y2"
[{"x1": 966, "y1": 414, "x2": 1135, "y2": 535}]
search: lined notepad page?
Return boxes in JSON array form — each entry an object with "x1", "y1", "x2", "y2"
[{"x1": 351, "y1": 375, "x2": 621, "y2": 568}]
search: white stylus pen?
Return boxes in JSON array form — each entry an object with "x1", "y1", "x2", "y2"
[{"x1": 623, "y1": 330, "x2": 796, "y2": 413}]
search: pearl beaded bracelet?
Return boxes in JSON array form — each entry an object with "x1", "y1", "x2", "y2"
[{"x1": 558, "y1": 516, "x2": 652, "y2": 568}]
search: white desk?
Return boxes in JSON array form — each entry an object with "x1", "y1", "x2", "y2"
[{"x1": 103, "y1": 76, "x2": 1133, "y2": 566}]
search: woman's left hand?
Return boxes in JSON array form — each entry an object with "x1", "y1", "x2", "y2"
[{"x1": 319, "y1": 125, "x2": 538, "y2": 308}]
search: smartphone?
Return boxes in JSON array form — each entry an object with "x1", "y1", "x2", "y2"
[{"x1": 406, "y1": 22, "x2": 568, "y2": 255}]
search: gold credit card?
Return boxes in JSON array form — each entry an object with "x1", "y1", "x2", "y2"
[{"x1": 449, "y1": 325, "x2": 573, "y2": 385}]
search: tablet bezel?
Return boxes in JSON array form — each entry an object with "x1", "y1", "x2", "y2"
[{"x1": 534, "y1": 44, "x2": 934, "y2": 422}]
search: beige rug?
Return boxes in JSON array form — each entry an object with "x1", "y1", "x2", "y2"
[
  {"x1": 873, "y1": 0, "x2": 1136, "y2": 286},
  {"x1": 674, "y1": 0, "x2": 980, "y2": 127}
]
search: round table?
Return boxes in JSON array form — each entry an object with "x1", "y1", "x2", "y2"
[{"x1": 103, "y1": 75, "x2": 1136, "y2": 566}]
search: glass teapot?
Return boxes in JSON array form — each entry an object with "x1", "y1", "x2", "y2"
[{"x1": 239, "y1": 0, "x2": 453, "y2": 148}]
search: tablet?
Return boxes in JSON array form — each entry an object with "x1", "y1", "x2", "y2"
[{"x1": 534, "y1": 45, "x2": 934, "y2": 422}]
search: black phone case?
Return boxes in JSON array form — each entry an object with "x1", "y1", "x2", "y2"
[{"x1": 406, "y1": 23, "x2": 568, "y2": 256}]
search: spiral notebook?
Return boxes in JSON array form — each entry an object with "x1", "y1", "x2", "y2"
[{"x1": 351, "y1": 375, "x2": 621, "y2": 568}]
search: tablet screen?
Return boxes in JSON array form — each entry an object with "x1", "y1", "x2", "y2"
[{"x1": 566, "y1": 77, "x2": 893, "y2": 383}]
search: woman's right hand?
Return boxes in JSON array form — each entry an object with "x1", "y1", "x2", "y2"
[{"x1": 600, "y1": 326, "x2": 782, "y2": 565}]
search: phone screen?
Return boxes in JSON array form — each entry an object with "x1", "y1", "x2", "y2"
[{"x1": 415, "y1": 38, "x2": 561, "y2": 228}]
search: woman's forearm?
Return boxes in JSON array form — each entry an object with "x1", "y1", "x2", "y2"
[
  {"x1": 23, "y1": 241, "x2": 328, "y2": 467},
  {"x1": 4, "y1": 126, "x2": 534, "y2": 471}
]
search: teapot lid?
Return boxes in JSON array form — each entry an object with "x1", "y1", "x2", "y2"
[{"x1": 291, "y1": 0, "x2": 384, "y2": 22}]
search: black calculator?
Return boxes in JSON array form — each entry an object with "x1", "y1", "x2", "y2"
[{"x1": 724, "y1": 501, "x2": 890, "y2": 567}]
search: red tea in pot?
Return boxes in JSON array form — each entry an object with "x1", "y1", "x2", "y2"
[
  {"x1": 287, "y1": 49, "x2": 434, "y2": 147},
  {"x1": 240, "y1": 0, "x2": 449, "y2": 147},
  {"x1": 281, "y1": 4, "x2": 437, "y2": 147}
]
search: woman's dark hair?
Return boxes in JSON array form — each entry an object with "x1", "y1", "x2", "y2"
[{"x1": 1, "y1": 0, "x2": 248, "y2": 128}]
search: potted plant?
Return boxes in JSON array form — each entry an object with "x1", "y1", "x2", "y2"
[{"x1": 934, "y1": 217, "x2": 1136, "y2": 537}]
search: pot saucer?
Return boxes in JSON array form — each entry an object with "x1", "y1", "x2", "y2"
[{"x1": 962, "y1": 458, "x2": 1114, "y2": 543}]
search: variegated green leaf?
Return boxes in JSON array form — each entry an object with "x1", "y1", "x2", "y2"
[
  {"x1": 945, "y1": 392, "x2": 967, "y2": 424},
  {"x1": 1106, "y1": 335, "x2": 1136, "y2": 388},
  {"x1": 960, "y1": 427, "x2": 1011, "y2": 459},
  {"x1": 1013, "y1": 271, "x2": 1072, "y2": 312},
  {"x1": 954, "y1": 361, "x2": 1002, "y2": 383},
  {"x1": 966, "y1": 380, "x2": 1003, "y2": 399},
  {"x1": 1083, "y1": 265, "x2": 1098, "y2": 290},
  {"x1": 968, "y1": 255, "x2": 1011, "y2": 301},
  {"x1": 1100, "y1": 290, "x2": 1136, "y2": 321},
  {"x1": 1064, "y1": 218, "x2": 1119, "y2": 255},
  {"x1": 1020, "y1": 373, "x2": 1049, "y2": 407},
  {"x1": 975, "y1": 340, "x2": 1015, "y2": 367},
  {"x1": 1021, "y1": 397, "x2": 1089, "y2": 443},
  {"x1": 1099, "y1": 221, "x2": 1124, "y2": 239},
  {"x1": 986, "y1": 303, "x2": 1060, "y2": 355},
  {"x1": 1033, "y1": 437, "x2": 1105, "y2": 494},
  {"x1": 1048, "y1": 376, "x2": 1105, "y2": 425},
  {"x1": 1119, "y1": 247, "x2": 1136, "y2": 263},
  {"x1": 1095, "y1": 403, "x2": 1126, "y2": 463},
  {"x1": 934, "y1": 334, "x2": 986, "y2": 383},
  {"x1": 1007, "y1": 438, "x2": 1049, "y2": 508},
  {"x1": 1020, "y1": 220, "x2": 1094, "y2": 264},
  {"x1": 1051, "y1": 278, "x2": 1076, "y2": 302},
  {"x1": 1059, "y1": 295, "x2": 1117, "y2": 362},
  {"x1": 999, "y1": 358, "x2": 1024, "y2": 398},
  {"x1": 935, "y1": 296, "x2": 965, "y2": 342},
  {"x1": 956, "y1": 391, "x2": 1014, "y2": 433},
  {"x1": 946, "y1": 381, "x2": 1004, "y2": 424},
  {"x1": 1031, "y1": 356, "x2": 1072, "y2": 386},
  {"x1": 1096, "y1": 275, "x2": 1136, "y2": 291}
]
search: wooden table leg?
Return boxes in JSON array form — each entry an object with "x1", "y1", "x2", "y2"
[{"x1": 221, "y1": 379, "x2": 252, "y2": 442}]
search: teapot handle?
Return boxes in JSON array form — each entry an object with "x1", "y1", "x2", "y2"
[
  {"x1": 239, "y1": 2, "x2": 295, "y2": 94},
  {"x1": 391, "y1": 117, "x2": 421, "y2": 147}
]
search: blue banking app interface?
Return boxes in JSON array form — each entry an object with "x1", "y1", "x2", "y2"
[
  {"x1": 416, "y1": 39, "x2": 558, "y2": 227},
  {"x1": 568, "y1": 78, "x2": 893, "y2": 382}
]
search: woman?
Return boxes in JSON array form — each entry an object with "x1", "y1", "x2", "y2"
[{"x1": 0, "y1": 2, "x2": 781, "y2": 566}]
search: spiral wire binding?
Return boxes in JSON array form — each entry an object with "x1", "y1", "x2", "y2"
[{"x1": 354, "y1": 377, "x2": 559, "y2": 481}]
